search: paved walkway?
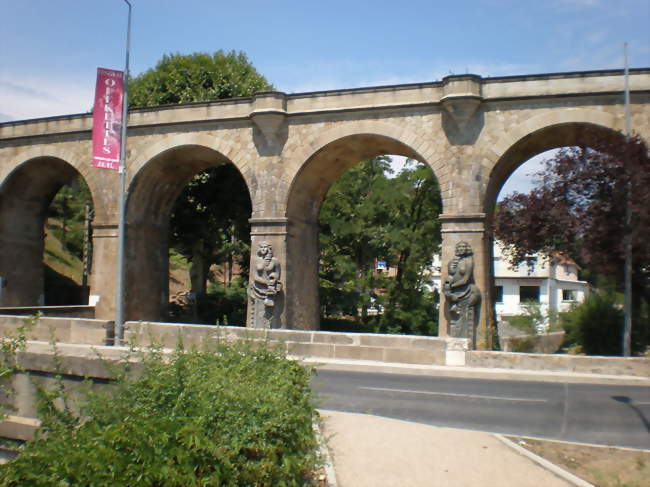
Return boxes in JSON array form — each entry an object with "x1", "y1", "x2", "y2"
[{"x1": 320, "y1": 410, "x2": 574, "y2": 487}]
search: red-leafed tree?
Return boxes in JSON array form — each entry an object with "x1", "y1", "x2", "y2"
[{"x1": 493, "y1": 128, "x2": 650, "y2": 353}]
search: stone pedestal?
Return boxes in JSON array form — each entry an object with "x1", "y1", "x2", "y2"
[
  {"x1": 247, "y1": 218, "x2": 287, "y2": 329},
  {"x1": 439, "y1": 213, "x2": 494, "y2": 350}
]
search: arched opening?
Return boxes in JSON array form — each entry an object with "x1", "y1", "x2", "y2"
[
  {"x1": 0, "y1": 157, "x2": 94, "y2": 307},
  {"x1": 286, "y1": 134, "x2": 443, "y2": 332},
  {"x1": 486, "y1": 123, "x2": 627, "y2": 352},
  {"x1": 125, "y1": 145, "x2": 252, "y2": 323}
]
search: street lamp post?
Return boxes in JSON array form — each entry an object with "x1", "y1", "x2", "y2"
[{"x1": 114, "y1": 0, "x2": 131, "y2": 346}]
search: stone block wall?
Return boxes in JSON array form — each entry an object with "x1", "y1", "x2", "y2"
[
  {"x1": 124, "y1": 322, "x2": 449, "y2": 366},
  {"x1": 0, "y1": 314, "x2": 113, "y2": 346}
]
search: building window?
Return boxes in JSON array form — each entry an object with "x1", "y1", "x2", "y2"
[
  {"x1": 494, "y1": 286, "x2": 504, "y2": 303},
  {"x1": 520, "y1": 286, "x2": 540, "y2": 303},
  {"x1": 562, "y1": 289, "x2": 577, "y2": 302}
]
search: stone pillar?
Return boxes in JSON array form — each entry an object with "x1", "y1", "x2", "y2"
[
  {"x1": 439, "y1": 213, "x2": 494, "y2": 350},
  {"x1": 284, "y1": 216, "x2": 319, "y2": 331},
  {"x1": 247, "y1": 218, "x2": 288, "y2": 329},
  {"x1": 89, "y1": 222, "x2": 118, "y2": 319},
  {"x1": 0, "y1": 201, "x2": 44, "y2": 306},
  {"x1": 124, "y1": 220, "x2": 169, "y2": 322}
]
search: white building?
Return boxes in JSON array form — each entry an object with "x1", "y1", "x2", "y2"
[{"x1": 430, "y1": 242, "x2": 589, "y2": 321}]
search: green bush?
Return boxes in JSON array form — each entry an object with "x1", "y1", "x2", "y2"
[
  {"x1": 0, "y1": 342, "x2": 320, "y2": 486},
  {"x1": 561, "y1": 293, "x2": 627, "y2": 356}
]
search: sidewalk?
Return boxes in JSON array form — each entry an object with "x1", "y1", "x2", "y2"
[{"x1": 320, "y1": 410, "x2": 577, "y2": 487}]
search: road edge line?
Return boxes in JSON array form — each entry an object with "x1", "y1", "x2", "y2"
[{"x1": 493, "y1": 433, "x2": 595, "y2": 487}]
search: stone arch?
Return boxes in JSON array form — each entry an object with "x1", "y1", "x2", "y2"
[
  {"x1": 1, "y1": 145, "x2": 105, "y2": 219},
  {"x1": 283, "y1": 125, "x2": 442, "y2": 331},
  {"x1": 285, "y1": 121, "x2": 442, "y2": 222},
  {"x1": 124, "y1": 142, "x2": 252, "y2": 321},
  {"x1": 475, "y1": 110, "x2": 625, "y2": 348},
  {"x1": 0, "y1": 154, "x2": 96, "y2": 306},
  {"x1": 128, "y1": 132, "x2": 255, "y2": 196},
  {"x1": 483, "y1": 109, "x2": 622, "y2": 215}
]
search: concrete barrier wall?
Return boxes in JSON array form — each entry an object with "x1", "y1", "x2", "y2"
[
  {"x1": 125, "y1": 322, "x2": 449, "y2": 366},
  {"x1": 0, "y1": 314, "x2": 113, "y2": 346},
  {"x1": 467, "y1": 351, "x2": 650, "y2": 377}
]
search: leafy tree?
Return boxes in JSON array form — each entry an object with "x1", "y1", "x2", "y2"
[
  {"x1": 170, "y1": 165, "x2": 251, "y2": 298},
  {"x1": 129, "y1": 51, "x2": 273, "y2": 107},
  {"x1": 378, "y1": 161, "x2": 442, "y2": 335},
  {"x1": 129, "y1": 51, "x2": 273, "y2": 320},
  {"x1": 319, "y1": 157, "x2": 442, "y2": 335},
  {"x1": 493, "y1": 129, "x2": 650, "y2": 353},
  {"x1": 47, "y1": 177, "x2": 92, "y2": 260}
]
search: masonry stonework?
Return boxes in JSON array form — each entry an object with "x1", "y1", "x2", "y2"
[{"x1": 1, "y1": 69, "x2": 649, "y2": 348}]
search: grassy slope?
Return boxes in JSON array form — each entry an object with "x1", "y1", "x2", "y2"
[{"x1": 43, "y1": 221, "x2": 83, "y2": 285}]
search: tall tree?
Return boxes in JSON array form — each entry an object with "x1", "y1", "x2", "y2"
[
  {"x1": 129, "y1": 51, "x2": 272, "y2": 107},
  {"x1": 170, "y1": 165, "x2": 251, "y2": 297},
  {"x1": 319, "y1": 157, "x2": 442, "y2": 334},
  {"x1": 128, "y1": 51, "x2": 273, "y2": 306},
  {"x1": 493, "y1": 130, "x2": 650, "y2": 352}
]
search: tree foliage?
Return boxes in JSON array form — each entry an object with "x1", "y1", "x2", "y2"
[
  {"x1": 170, "y1": 165, "x2": 252, "y2": 298},
  {"x1": 47, "y1": 177, "x2": 92, "y2": 260},
  {"x1": 319, "y1": 157, "x2": 442, "y2": 335},
  {"x1": 494, "y1": 129, "x2": 650, "y2": 352},
  {"x1": 129, "y1": 51, "x2": 273, "y2": 108},
  {"x1": 0, "y1": 341, "x2": 319, "y2": 486},
  {"x1": 128, "y1": 51, "x2": 272, "y2": 321}
]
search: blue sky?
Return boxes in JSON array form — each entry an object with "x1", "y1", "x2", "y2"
[{"x1": 1, "y1": 0, "x2": 649, "y2": 194}]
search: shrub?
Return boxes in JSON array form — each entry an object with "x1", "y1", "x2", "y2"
[
  {"x1": 561, "y1": 293, "x2": 627, "y2": 356},
  {"x1": 0, "y1": 341, "x2": 320, "y2": 486}
]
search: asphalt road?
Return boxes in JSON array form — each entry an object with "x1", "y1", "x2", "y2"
[{"x1": 311, "y1": 368, "x2": 650, "y2": 449}]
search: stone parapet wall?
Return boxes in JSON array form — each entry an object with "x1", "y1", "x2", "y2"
[
  {"x1": 125, "y1": 322, "x2": 449, "y2": 366},
  {"x1": 466, "y1": 351, "x2": 650, "y2": 377},
  {"x1": 498, "y1": 331, "x2": 565, "y2": 353},
  {"x1": 0, "y1": 314, "x2": 112, "y2": 346}
]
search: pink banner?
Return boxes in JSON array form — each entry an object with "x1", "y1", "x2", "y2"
[{"x1": 92, "y1": 67, "x2": 124, "y2": 171}]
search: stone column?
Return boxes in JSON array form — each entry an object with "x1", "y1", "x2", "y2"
[
  {"x1": 89, "y1": 222, "x2": 118, "y2": 319},
  {"x1": 0, "y1": 200, "x2": 44, "y2": 306},
  {"x1": 283, "y1": 216, "x2": 320, "y2": 331},
  {"x1": 438, "y1": 213, "x2": 494, "y2": 350},
  {"x1": 247, "y1": 218, "x2": 288, "y2": 329}
]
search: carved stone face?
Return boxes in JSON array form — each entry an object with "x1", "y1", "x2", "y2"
[
  {"x1": 259, "y1": 241, "x2": 273, "y2": 257},
  {"x1": 455, "y1": 241, "x2": 471, "y2": 257}
]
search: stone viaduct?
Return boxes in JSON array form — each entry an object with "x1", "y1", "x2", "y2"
[{"x1": 1, "y1": 68, "x2": 649, "y2": 348}]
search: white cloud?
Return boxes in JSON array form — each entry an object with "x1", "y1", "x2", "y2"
[{"x1": 0, "y1": 73, "x2": 94, "y2": 121}]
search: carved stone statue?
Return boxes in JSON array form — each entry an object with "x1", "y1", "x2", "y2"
[
  {"x1": 248, "y1": 241, "x2": 283, "y2": 328},
  {"x1": 443, "y1": 241, "x2": 481, "y2": 348}
]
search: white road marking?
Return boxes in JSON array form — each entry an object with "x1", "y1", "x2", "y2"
[{"x1": 359, "y1": 386, "x2": 548, "y2": 403}]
